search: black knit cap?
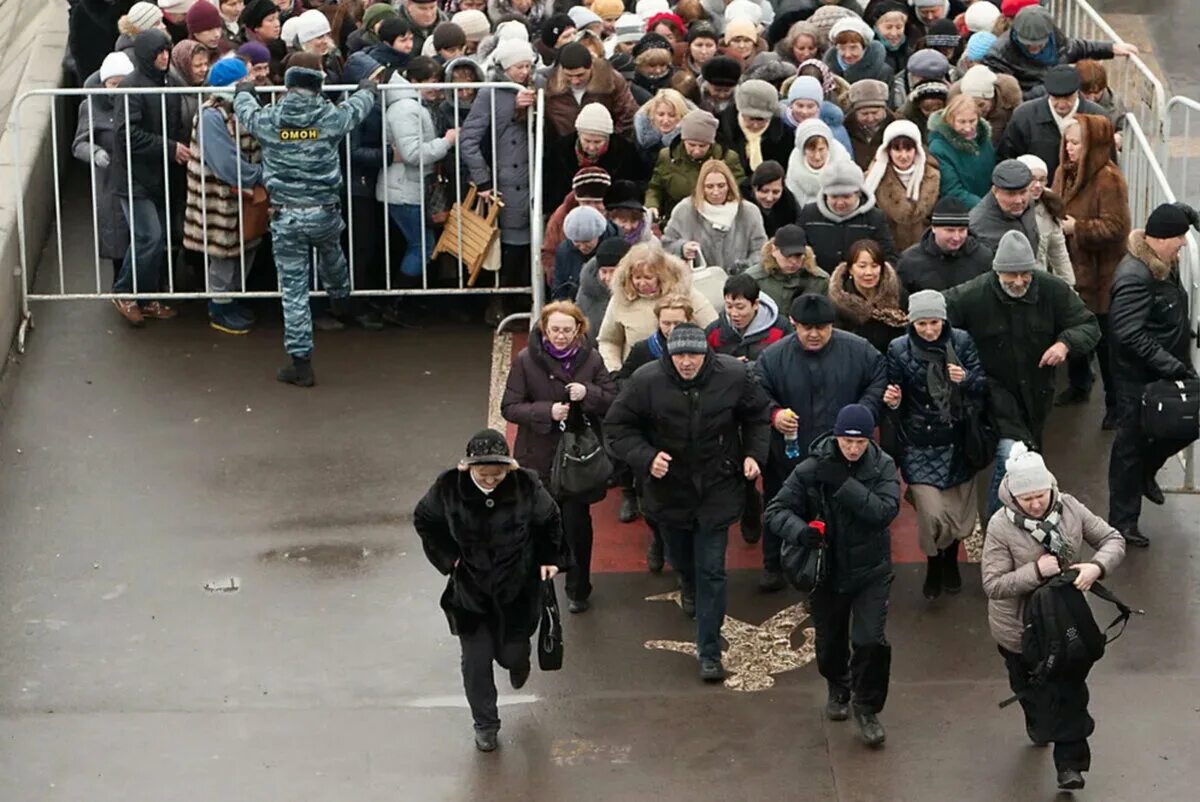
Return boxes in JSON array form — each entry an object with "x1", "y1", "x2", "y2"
[
  {"x1": 1043, "y1": 64, "x2": 1081, "y2": 97},
  {"x1": 558, "y1": 42, "x2": 594, "y2": 70},
  {"x1": 931, "y1": 196, "x2": 971, "y2": 227},
  {"x1": 790, "y1": 292, "x2": 836, "y2": 325},
  {"x1": 702, "y1": 55, "x2": 742, "y2": 88},
  {"x1": 596, "y1": 237, "x2": 631, "y2": 268},
  {"x1": 667, "y1": 323, "x2": 709, "y2": 355},
  {"x1": 633, "y1": 32, "x2": 673, "y2": 59},
  {"x1": 1145, "y1": 202, "x2": 1195, "y2": 239},
  {"x1": 542, "y1": 13, "x2": 574, "y2": 48},
  {"x1": 239, "y1": 0, "x2": 278, "y2": 30},
  {"x1": 605, "y1": 179, "x2": 645, "y2": 211},
  {"x1": 463, "y1": 428, "x2": 517, "y2": 466}
]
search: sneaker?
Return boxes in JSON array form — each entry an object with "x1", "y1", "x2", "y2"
[
  {"x1": 699, "y1": 658, "x2": 725, "y2": 682},
  {"x1": 1055, "y1": 386, "x2": 1090, "y2": 406},
  {"x1": 923, "y1": 556, "x2": 942, "y2": 600},
  {"x1": 209, "y1": 302, "x2": 252, "y2": 335},
  {"x1": 140, "y1": 301, "x2": 177, "y2": 320},
  {"x1": 941, "y1": 546, "x2": 962, "y2": 594},
  {"x1": 230, "y1": 302, "x2": 256, "y2": 325},
  {"x1": 759, "y1": 569, "x2": 786, "y2": 593},
  {"x1": 1143, "y1": 475, "x2": 1165, "y2": 506},
  {"x1": 826, "y1": 690, "x2": 850, "y2": 721},
  {"x1": 277, "y1": 355, "x2": 315, "y2": 388},
  {"x1": 618, "y1": 489, "x2": 640, "y2": 523},
  {"x1": 1056, "y1": 769, "x2": 1085, "y2": 790},
  {"x1": 567, "y1": 598, "x2": 590, "y2": 614},
  {"x1": 474, "y1": 730, "x2": 498, "y2": 752},
  {"x1": 646, "y1": 536, "x2": 664, "y2": 574},
  {"x1": 853, "y1": 709, "x2": 886, "y2": 747},
  {"x1": 1121, "y1": 526, "x2": 1149, "y2": 548},
  {"x1": 112, "y1": 299, "x2": 145, "y2": 327},
  {"x1": 509, "y1": 663, "x2": 530, "y2": 690}
]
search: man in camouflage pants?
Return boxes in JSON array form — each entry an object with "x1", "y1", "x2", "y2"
[{"x1": 233, "y1": 53, "x2": 376, "y2": 386}]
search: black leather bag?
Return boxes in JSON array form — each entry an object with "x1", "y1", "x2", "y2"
[
  {"x1": 781, "y1": 534, "x2": 827, "y2": 594},
  {"x1": 1140, "y1": 378, "x2": 1200, "y2": 442},
  {"x1": 960, "y1": 395, "x2": 999, "y2": 472},
  {"x1": 550, "y1": 414, "x2": 613, "y2": 498},
  {"x1": 537, "y1": 579, "x2": 563, "y2": 671}
]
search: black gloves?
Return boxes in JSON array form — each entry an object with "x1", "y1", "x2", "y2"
[
  {"x1": 799, "y1": 525, "x2": 825, "y2": 548},
  {"x1": 814, "y1": 460, "x2": 850, "y2": 489},
  {"x1": 1171, "y1": 202, "x2": 1200, "y2": 231},
  {"x1": 357, "y1": 78, "x2": 378, "y2": 93},
  {"x1": 235, "y1": 80, "x2": 257, "y2": 97}
]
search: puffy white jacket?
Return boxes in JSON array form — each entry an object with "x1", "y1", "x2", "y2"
[{"x1": 376, "y1": 74, "x2": 451, "y2": 207}]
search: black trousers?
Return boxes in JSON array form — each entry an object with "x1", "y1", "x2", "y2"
[
  {"x1": 809, "y1": 573, "x2": 893, "y2": 714},
  {"x1": 1000, "y1": 646, "x2": 1093, "y2": 772},
  {"x1": 1067, "y1": 313, "x2": 1114, "y2": 406},
  {"x1": 1107, "y1": 395, "x2": 1194, "y2": 529},
  {"x1": 561, "y1": 497, "x2": 594, "y2": 602},
  {"x1": 459, "y1": 626, "x2": 531, "y2": 734},
  {"x1": 349, "y1": 196, "x2": 387, "y2": 293},
  {"x1": 761, "y1": 456, "x2": 798, "y2": 572}
]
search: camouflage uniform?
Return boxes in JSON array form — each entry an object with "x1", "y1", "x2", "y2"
[{"x1": 233, "y1": 72, "x2": 375, "y2": 359}]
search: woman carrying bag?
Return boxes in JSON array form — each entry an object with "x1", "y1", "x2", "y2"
[
  {"x1": 502, "y1": 301, "x2": 617, "y2": 614},
  {"x1": 661, "y1": 158, "x2": 768, "y2": 276}
]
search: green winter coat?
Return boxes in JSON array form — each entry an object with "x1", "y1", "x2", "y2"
[
  {"x1": 644, "y1": 140, "x2": 746, "y2": 221},
  {"x1": 927, "y1": 111, "x2": 996, "y2": 210},
  {"x1": 943, "y1": 271, "x2": 1100, "y2": 447},
  {"x1": 744, "y1": 240, "x2": 829, "y2": 313}
]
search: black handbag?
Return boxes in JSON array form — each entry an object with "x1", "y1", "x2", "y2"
[
  {"x1": 1141, "y1": 378, "x2": 1200, "y2": 442},
  {"x1": 779, "y1": 488, "x2": 829, "y2": 593},
  {"x1": 537, "y1": 578, "x2": 563, "y2": 671},
  {"x1": 960, "y1": 395, "x2": 999, "y2": 472},
  {"x1": 550, "y1": 413, "x2": 613, "y2": 498}
]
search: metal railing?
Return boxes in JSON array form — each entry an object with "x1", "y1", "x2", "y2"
[
  {"x1": 1047, "y1": 0, "x2": 1167, "y2": 144},
  {"x1": 8, "y1": 81, "x2": 546, "y2": 352},
  {"x1": 1120, "y1": 110, "x2": 1200, "y2": 490},
  {"x1": 1162, "y1": 95, "x2": 1200, "y2": 208}
]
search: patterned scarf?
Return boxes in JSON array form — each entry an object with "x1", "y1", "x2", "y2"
[
  {"x1": 1005, "y1": 496, "x2": 1072, "y2": 561},
  {"x1": 576, "y1": 139, "x2": 609, "y2": 168}
]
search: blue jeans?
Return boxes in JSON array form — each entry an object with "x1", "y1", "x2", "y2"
[
  {"x1": 388, "y1": 204, "x2": 434, "y2": 279},
  {"x1": 659, "y1": 521, "x2": 729, "y2": 662},
  {"x1": 987, "y1": 438, "x2": 1019, "y2": 517},
  {"x1": 114, "y1": 197, "x2": 166, "y2": 296}
]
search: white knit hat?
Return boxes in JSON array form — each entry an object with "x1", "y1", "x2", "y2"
[
  {"x1": 960, "y1": 64, "x2": 998, "y2": 99},
  {"x1": 280, "y1": 17, "x2": 301, "y2": 48},
  {"x1": 452, "y1": 9, "x2": 491, "y2": 41},
  {"x1": 576, "y1": 103, "x2": 614, "y2": 136},
  {"x1": 1016, "y1": 154, "x2": 1049, "y2": 178},
  {"x1": 100, "y1": 51, "x2": 135, "y2": 83},
  {"x1": 295, "y1": 9, "x2": 332, "y2": 44},
  {"x1": 568, "y1": 6, "x2": 603, "y2": 29},
  {"x1": 1005, "y1": 442, "x2": 1055, "y2": 496},
  {"x1": 829, "y1": 16, "x2": 875, "y2": 44},
  {"x1": 493, "y1": 38, "x2": 535, "y2": 70},
  {"x1": 158, "y1": 0, "x2": 195, "y2": 13},
  {"x1": 495, "y1": 19, "x2": 529, "y2": 42},
  {"x1": 126, "y1": 1, "x2": 164, "y2": 30},
  {"x1": 725, "y1": 0, "x2": 763, "y2": 26},
  {"x1": 965, "y1": 1, "x2": 1002, "y2": 34},
  {"x1": 635, "y1": 0, "x2": 670, "y2": 21}
]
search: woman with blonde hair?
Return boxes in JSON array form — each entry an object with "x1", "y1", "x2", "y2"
[
  {"x1": 597, "y1": 241, "x2": 719, "y2": 370},
  {"x1": 502, "y1": 300, "x2": 617, "y2": 614},
  {"x1": 662, "y1": 159, "x2": 768, "y2": 274},
  {"x1": 927, "y1": 92, "x2": 995, "y2": 208},
  {"x1": 634, "y1": 88, "x2": 692, "y2": 170}
]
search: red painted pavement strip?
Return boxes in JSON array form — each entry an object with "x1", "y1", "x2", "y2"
[{"x1": 502, "y1": 333, "x2": 926, "y2": 573}]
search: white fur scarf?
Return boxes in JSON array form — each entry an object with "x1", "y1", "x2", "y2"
[{"x1": 863, "y1": 119, "x2": 928, "y2": 203}]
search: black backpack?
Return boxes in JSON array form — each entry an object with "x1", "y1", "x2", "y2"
[{"x1": 999, "y1": 569, "x2": 1142, "y2": 708}]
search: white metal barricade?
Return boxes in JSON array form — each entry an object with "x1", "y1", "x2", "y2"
[
  {"x1": 1162, "y1": 96, "x2": 1200, "y2": 209},
  {"x1": 7, "y1": 81, "x2": 546, "y2": 352},
  {"x1": 1046, "y1": 0, "x2": 1167, "y2": 144}
]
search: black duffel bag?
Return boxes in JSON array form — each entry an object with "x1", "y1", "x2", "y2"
[{"x1": 1141, "y1": 378, "x2": 1200, "y2": 442}]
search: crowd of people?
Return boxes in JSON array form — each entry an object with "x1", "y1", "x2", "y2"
[{"x1": 65, "y1": 1, "x2": 1197, "y2": 791}]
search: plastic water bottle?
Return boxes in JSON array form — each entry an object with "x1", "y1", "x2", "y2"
[{"x1": 782, "y1": 408, "x2": 801, "y2": 460}]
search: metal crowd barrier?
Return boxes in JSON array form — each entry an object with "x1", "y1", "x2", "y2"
[
  {"x1": 1120, "y1": 111, "x2": 1200, "y2": 491},
  {"x1": 8, "y1": 81, "x2": 546, "y2": 352},
  {"x1": 1046, "y1": 0, "x2": 1167, "y2": 143},
  {"x1": 1162, "y1": 96, "x2": 1200, "y2": 209}
]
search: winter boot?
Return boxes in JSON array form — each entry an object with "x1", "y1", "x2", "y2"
[
  {"x1": 853, "y1": 709, "x2": 886, "y2": 747},
  {"x1": 922, "y1": 556, "x2": 942, "y2": 600},
  {"x1": 941, "y1": 545, "x2": 962, "y2": 594},
  {"x1": 825, "y1": 686, "x2": 850, "y2": 721},
  {"x1": 474, "y1": 730, "x2": 498, "y2": 752},
  {"x1": 277, "y1": 355, "x2": 315, "y2": 387},
  {"x1": 646, "y1": 532, "x2": 664, "y2": 574},
  {"x1": 699, "y1": 658, "x2": 725, "y2": 682},
  {"x1": 740, "y1": 485, "x2": 763, "y2": 544},
  {"x1": 618, "y1": 487, "x2": 640, "y2": 523},
  {"x1": 759, "y1": 569, "x2": 786, "y2": 593},
  {"x1": 1056, "y1": 769, "x2": 1085, "y2": 790}
]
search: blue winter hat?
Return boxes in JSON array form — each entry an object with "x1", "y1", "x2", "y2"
[
  {"x1": 833, "y1": 404, "x2": 875, "y2": 438},
  {"x1": 965, "y1": 31, "x2": 997, "y2": 62},
  {"x1": 207, "y1": 56, "x2": 249, "y2": 87}
]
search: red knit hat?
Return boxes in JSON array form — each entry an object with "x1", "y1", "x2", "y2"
[
  {"x1": 645, "y1": 12, "x2": 686, "y2": 40},
  {"x1": 1001, "y1": 0, "x2": 1042, "y2": 18},
  {"x1": 186, "y1": 1, "x2": 224, "y2": 34}
]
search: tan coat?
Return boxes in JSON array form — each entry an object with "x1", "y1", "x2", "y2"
[
  {"x1": 1052, "y1": 114, "x2": 1131, "y2": 314},
  {"x1": 982, "y1": 482, "x2": 1125, "y2": 654},
  {"x1": 869, "y1": 159, "x2": 941, "y2": 253},
  {"x1": 597, "y1": 252, "x2": 719, "y2": 371}
]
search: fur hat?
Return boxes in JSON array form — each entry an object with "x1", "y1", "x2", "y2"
[
  {"x1": 735, "y1": 79, "x2": 779, "y2": 120},
  {"x1": 701, "y1": 55, "x2": 742, "y2": 88},
  {"x1": 462, "y1": 429, "x2": 517, "y2": 466},
  {"x1": 790, "y1": 292, "x2": 836, "y2": 325},
  {"x1": 432, "y1": 23, "x2": 467, "y2": 52},
  {"x1": 239, "y1": 0, "x2": 279, "y2": 30},
  {"x1": 848, "y1": 79, "x2": 889, "y2": 112}
]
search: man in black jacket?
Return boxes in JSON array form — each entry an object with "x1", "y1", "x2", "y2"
[
  {"x1": 753, "y1": 293, "x2": 887, "y2": 591},
  {"x1": 997, "y1": 65, "x2": 1106, "y2": 181},
  {"x1": 605, "y1": 324, "x2": 770, "y2": 682},
  {"x1": 897, "y1": 197, "x2": 994, "y2": 293},
  {"x1": 110, "y1": 29, "x2": 186, "y2": 327},
  {"x1": 798, "y1": 160, "x2": 898, "y2": 273},
  {"x1": 764, "y1": 404, "x2": 901, "y2": 747},
  {"x1": 1106, "y1": 204, "x2": 1199, "y2": 548}
]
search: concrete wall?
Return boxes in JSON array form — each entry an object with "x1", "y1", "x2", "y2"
[{"x1": 0, "y1": 1, "x2": 71, "y2": 356}]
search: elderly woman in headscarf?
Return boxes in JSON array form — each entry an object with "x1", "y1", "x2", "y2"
[
  {"x1": 785, "y1": 118, "x2": 851, "y2": 207},
  {"x1": 863, "y1": 119, "x2": 941, "y2": 251},
  {"x1": 169, "y1": 40, "x2": 213, "y2": 136}
]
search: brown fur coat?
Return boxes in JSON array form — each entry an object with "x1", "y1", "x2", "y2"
[{"x1": 870, "y1": 159, "x2": 942, "y2": 252}]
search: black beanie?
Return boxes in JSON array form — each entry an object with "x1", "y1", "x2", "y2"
[
  {"x1": 596, "y1": 238, "x2": 631, "y2": 268},
  {"x1": 790, "y1": 293, "x2": 836, "y2": 325},
  {"x1": 558, "y1": 42, "x2": 593, "y2": 70},
  {"x1": 1145, "y1": 202, "x2": 1195, "y2": 239},
  {"x1": 702, "y1": 55, "x2": 742, "y2": 88},
  {"x1": 542, "y1": 13, "x2": 574, "y2": 48}
]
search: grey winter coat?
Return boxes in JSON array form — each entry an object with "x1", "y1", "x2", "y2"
[
  {"x1": 661, "y1": 199, "x2": 768, "y2": 275},
  {"x1": 575, "y1": 257, "x2": 612, "y2": 335},
  {"x1": 377, "y1": 74, "x2": 452, "y2": 206},
  {"x1": 982, "y1": 483, "x2": 1125, "y2": 653},
  {"x1": 460, "y1": 86, "x2": 531, "y2": 246},
  {"x1": 72, "y1": 75, "x2": 128, "y2": 261},
  {"x1": 968, "y1": 191, "x2": 1040, "y2": 255}
]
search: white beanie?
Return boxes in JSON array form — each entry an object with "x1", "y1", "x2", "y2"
[
  {"x1": 636, "y1": 0, "x2": 670, "y2": 21},
  {"x1": 576, "y1": 103, "x2": 614, "y2": 136},
  {"x1": 295, "y1": 9, "x2": 332, "y2": 44},
  {"x1": 1004, "y1": 442, "x2": 1055, "y2": 496},
  {"x1": 725, "y1": 0, "x2": 763, "y2": 26},
  {"x1": 568, "y1": 6, "x2": 603, "y2": 29},
  {"x1": 612, "y1": 13, "x2": 644, "y2": 44},
  {"x1": 960, "y1": 64, "x2": 998, "y2": 100},
  {"x1": 495, "y1": 19, "x2": 529, "y2": 42},
  {"x1": 965, "y1": 1, "x2": 1002, "y2": 34},
  {"x1": 494, "y1": 39, "x2": 535, "y2": 70},
  {"x1": 829, "y1": 16, "x2": 874, "y2": 44},
  {"x1": 452, "y1": 9, "x2": 491, "y2": 41},
  {"x1": 280, "y1": 17, "x2": 302, "y2": 49},
  {"x1": 100, "y1": 51, "x2": 135, "y2": 83},
  {"x1": 1016, "y1": 154, "x2": 1049, "y2": 178},
  {"x1": 126, "y1": 1, "x2": 164, "y2": 30},
  {"x1": 158, "y1": 0, "x2": 195, "y2": 13}
]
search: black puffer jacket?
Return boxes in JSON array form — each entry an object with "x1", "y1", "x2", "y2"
[
  {"x1": 981, "y1": 27, "x2": 1116, "y2": 100},
  {"x1": 414, "y1": 468, "x2": 571, "y2": 647},
  {"x1": 764, "y1": 433, "x2": 900, "y2": 593},
  {"x1": 896, "y1": 229, "x2": 994, "y2": 294},
  {"x1": 1108, "y1": 229, "x2": 1195, "y2": 397},
  {"x1": 605, "y1": 350, "x2": 771, "y2": 528},
  {"x1": 885, "y1": 326, "x2": 986, "y2": 489},
  {"x1": 798, "y1": 193, "x2": 898, "y2": 274},
  {"x1": 112, "y1": 30, "x2": 185, "y2": 201}
]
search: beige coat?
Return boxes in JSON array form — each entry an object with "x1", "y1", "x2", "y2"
[
  {"x1": 982, "y1": 482, "x2": 1125, "y2": 653},
  {"x1": 597, "y1": 253, "x2": 719, "y2": 371}
]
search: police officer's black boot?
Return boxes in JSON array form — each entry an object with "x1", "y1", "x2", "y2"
[{"x1": 277, "y1": 355, "x2": 315, "y2": 387}]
